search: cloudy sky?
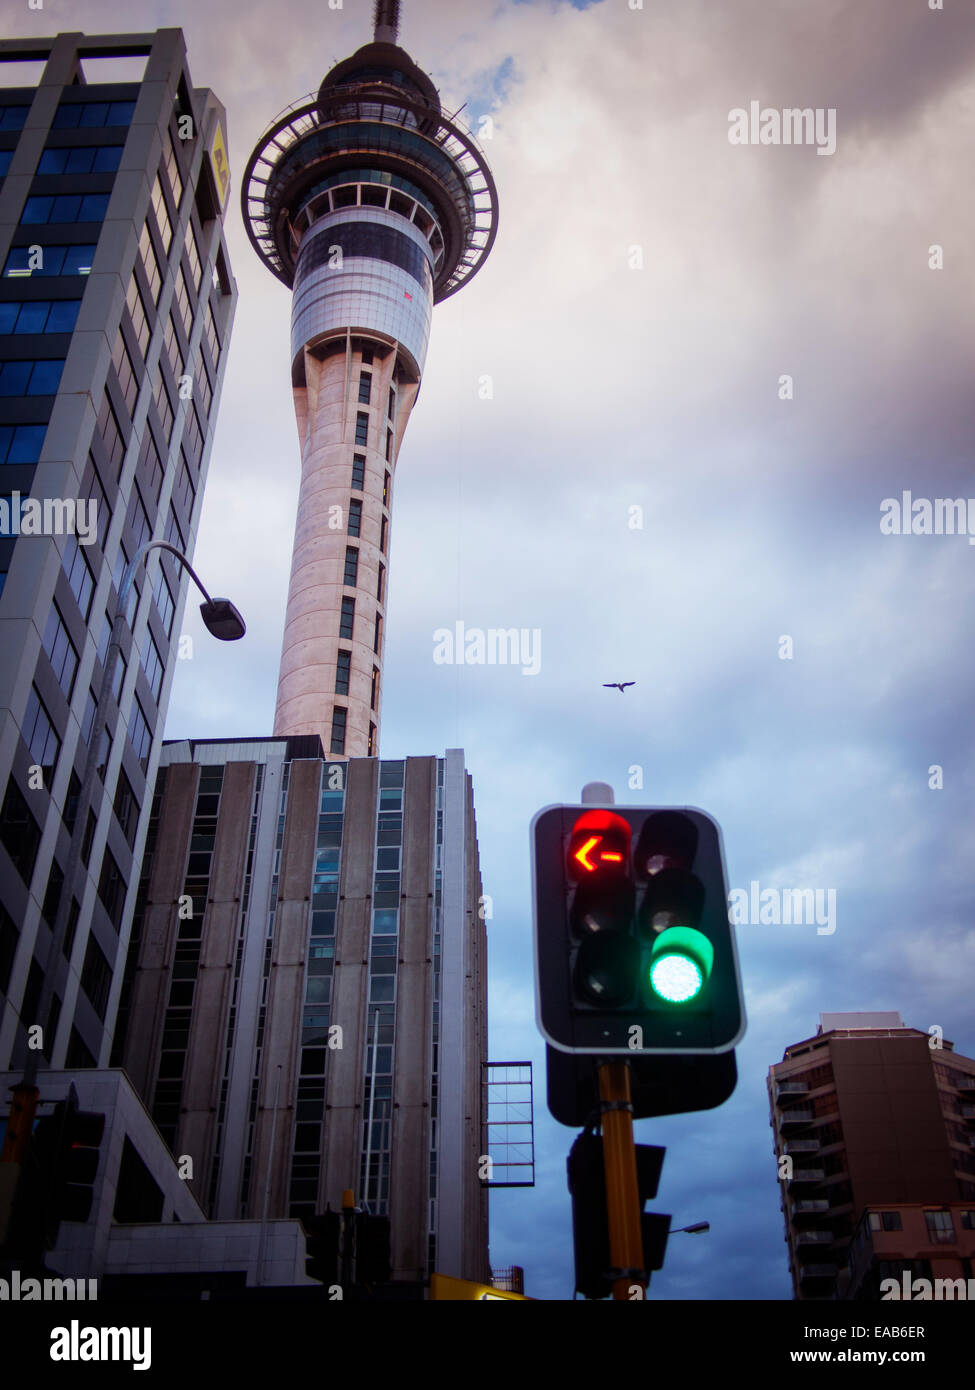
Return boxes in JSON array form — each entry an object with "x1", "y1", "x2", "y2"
[{"x1": 12, "y1": 0, "x2": 975, "y2": 1299}]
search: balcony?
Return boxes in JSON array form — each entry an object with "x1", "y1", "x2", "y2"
[
  {"x1": 799, "y1": 1263, "x2": 838, "y2": 1284},
  {"x1": 783, "y1": 1138, "x2": 820, "y2": 1154},
  {"x1": 959, "y1": 1104, "x2": 975, "y2": 1121},
  {"x1": 780, "y1": 1108, "x2": 814, "y2": 1127},
  {"x1": 793, "y1": 1199, "x2": 830, "y2": 1216},
  {"x1": 796, "y1": 1229, "x2": 834, "y2": 1247},
  {"x1": 792, "y1": 1168, "x2": 826, "y2": 1184},
  {"x1": 775, "y1": 1080, "x2": 810, "y2": 1102}
]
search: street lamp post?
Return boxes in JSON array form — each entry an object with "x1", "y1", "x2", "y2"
[{"x1": 24, "y1": 540, "x2": 244, "y2": 1088}]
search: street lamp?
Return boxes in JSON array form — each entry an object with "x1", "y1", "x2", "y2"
[
  {"x1": 25, "y1": 539, "x2": 244, "y2": 1085},
  {"x1": 672, "y1": 1221, "x2": 710, "y2": 1235}
]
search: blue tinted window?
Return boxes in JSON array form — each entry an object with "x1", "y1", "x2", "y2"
[
  {"x1": 108, "y1": 102, "x2": 135, "y2": 125},
  {"x1": 65, "y1": 148, "x2": 95, "y2": 174},
  {"x1": 0, "y1": 107, "x2": 29, "y2": 132},
  {"x1": 27, "y1": 360, "x2": 64, "y2": 395},
  {"x1": 62, "y1": 245, "x2": 95, "y2": 275},
  {"x1": 38, "y1": 149, "x2": 64, "y2": 174},
  {"x1": 6, "y1": 425, "x2": 47, "y2": 463},
  {"x1": 51, "y1": 196, "x2": 81, "y2": 222},
  {"x1": 52, "y1": 104, "x2": 81, "y2": 129},
  {"x1": 93, "y1": 146, "x2": 122, "y2": 172},
  {"x1": 46, "y1": 300, "x2": 80, "y2": 333},
  {"x1": 79, "y1": 194, "x2": 109, "y2": 222},
  {"x1": 0, "y1": 151, "x2": 13, "y2": 176},
  {"x1": 0, "y1": 426, "x2": 10, "y2": 457},
  {"x1": 21, "y1": 197, "x2": 53, "y2": 224},
  {"x1": 0, "y1": 304, "x2": 17, "y2": 333},
  {"x1": 78, "y1": 103, "x2": 109, "y2": 128},
  {"x1": 13, "y1": 302, "x2": 48, "y2": 334},
  {"x1": 0, "y1": 362, "x2": 31, "y2": 394}
]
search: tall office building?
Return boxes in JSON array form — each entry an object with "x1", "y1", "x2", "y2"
[
  {"x1": 0, "y1": 31, "x2": 236, "y2": 1072},
  {"x1": 241, "y1": 0, "x2": 497, "y2": 757},
  {"x1": 116, "y1": 742, "x2": 490, "y2": 1285},
  {"x1": 769, "y1": 1012, "x2": 975, "y2": 1299}
]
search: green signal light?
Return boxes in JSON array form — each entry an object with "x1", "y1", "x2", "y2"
[{"x1": 649, "y1": 926, "x2": 714, "y2": 1004}]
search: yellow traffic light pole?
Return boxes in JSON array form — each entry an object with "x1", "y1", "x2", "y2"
[{"x1": 597, "y1": 1061, "x2": 647, "y2": 1300}]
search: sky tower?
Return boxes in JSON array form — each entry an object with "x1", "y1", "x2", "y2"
[{"x1": 242, "y1": 0, "x2": 497, "y2": 757}]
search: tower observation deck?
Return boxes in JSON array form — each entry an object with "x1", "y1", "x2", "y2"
[{"x1": 242, "y1": 1, "x2": 497, "y2": 757}]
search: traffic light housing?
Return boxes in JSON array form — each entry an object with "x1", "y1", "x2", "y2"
[
  {"x1": 546, "y1": 1043, "x2": 738, "y2": 1125},
  {"x1": 355, "y1": 1213, "x2": 391, "y2": 1286},
  {"x1": 304, "y1": 1209, "x2": 341, "y2": 1284},
  {"x1": 567, "y1": 1132, "x2": 668, "y2": 1299},
  {"x1": 532, "y1": 805, "x2": 745, "y2": 1055},
  {"x1": 33, "y1": 1086, "x2": 105, "y2": 1239}
]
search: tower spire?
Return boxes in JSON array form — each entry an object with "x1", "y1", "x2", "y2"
[{"x1": 373, "y1": 0, "x2": 400, "y2": 44}]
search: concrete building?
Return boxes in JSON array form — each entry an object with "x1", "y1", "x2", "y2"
[
  {"x1": 0, "y1": 1067, "x2": 314, "y2": 1293},
  {"x1": 768, "y1": 1012, "x2": 975, "y2": 1299},
  {"x1": 0, "y1": 32, "x2": 236, "y2": 1071},
  {"x1": 114, "y1": 740, "x2": 490, "y2": 1287},
  {"x1": 241, "y1": 0, "x2": 497, "y2": 756}
]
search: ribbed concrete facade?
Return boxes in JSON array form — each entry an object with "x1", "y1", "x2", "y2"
[
  {"x1": 242, "y1": 20, "x2": 496, "y2": 756},
  {"x1": 275, "y1": 335, "x2": 418, "y2": 756},
  {"x1": 116, "y1": 740, "x2": 490, "y2": 1287}
]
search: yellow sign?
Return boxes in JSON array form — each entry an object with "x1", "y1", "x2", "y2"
[
  {"x1": 430, "y1": 1273, "x2": 531, "y2": 1301},
  {"x1": 209, "y1": 119, "x2": 230, "y2": 211}
]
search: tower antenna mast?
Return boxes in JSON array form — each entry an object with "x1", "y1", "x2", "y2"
[{"x1": 373, "y1": 0, "x2": 400, "y2": 43}]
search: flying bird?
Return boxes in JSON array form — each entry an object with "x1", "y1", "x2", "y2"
[{"x1": 603, "y1": 682, "x2": 635, "y2": 693}]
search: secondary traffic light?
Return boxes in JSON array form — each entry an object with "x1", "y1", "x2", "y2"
[
  {"x1": 532, "y1": 804, "x2": 745, "y2": 1056},
  {"x1": 567, "y1": 1132, "x2": 668, "y2": 1299},
  {"x1": 304, "y1": 1209, "x2": 341, "y2": 1284},
  {"x1": 24, "y1": 1085, "x2": 105, "y2": 1249}
]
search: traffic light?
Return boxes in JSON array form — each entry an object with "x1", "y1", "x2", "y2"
[
  {"x1": 355, "y1": 1213, "x2": 391, "y2": 1286},
  {"x1": 567, "y1": 1132, "x2": 668, "y2": 1299},
  {"x1": 304, "y1": 1209, "x2": 341, "y2": 1284},
  {"x1": 546, "y1": 1043, "x2": 737, "y2": 1126},
  {"x1": 33, "y1": 1085, "x2": 105, "y2": 1239},
  {"x1": 532, "y1": 805, "x2": 745, "y2": 1056}
]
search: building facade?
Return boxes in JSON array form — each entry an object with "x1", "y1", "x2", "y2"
[
  {"x1": 769, "y1": 1012, "x2": 975, "y2": 1299},
  {"x1": 241, "y1": 5, "x2": 496, "y2": 757},
  {"x1": 0, "y1": 32, "x2": 236, "y2": 1072},
  {"x1": 115, "y1": 741, "x2": 490, "y2": 1286}
]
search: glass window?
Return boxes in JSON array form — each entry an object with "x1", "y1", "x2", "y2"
[
  {"x1": 151, "y1": 175, "x2": 172, "y2": 254},
  {"x1": 28, "y1": 360, "x2": 63, "y2": 394},
  {"x1": 152, "y1": 563, "x2": 174, "y2": 638},
  {"x1": 372, "y1": 908, "x2": 398, "y2": 935},
  {"x1": 355, "y1": 412, "x2": 369, "y2": 447},
  {"x1": 64, "y1": 244, "x2": 96, "y2": 276},
  {"x1": 358, "y1": 371, "x2": 372, "y2": 404},
  {"x1": 141, "y1": 628, "x2": 164, "y2": 702},
  {"x1": 12, "y1": 301, "x2": 47, "y2": 334},
  {"x1": 380, "y1": 515, "x2": 387, "y2": 554},
  {"x1": 130, "y1": 696, "x2": 152, "y2": 770},
  {"x1": 348, "y1": 499, "x2": 361, "y2": 538},
  {"x1": 23, "y1": 685, "x2": 60, "y2": 775},
  {"x1": 329, "y1": 706, "x2": 347, "y2": 756},
  {"x1": 62, "y1": 533, "x2": 94, "y2": 619},
  {"x1": 339, "y1": 596, "x2": 355, "y2": 640},
  {"x1": 139, "y1": 223, "x2": 162, "y2": 305},
  {"x1": 0, "y1": 106, "x2": 30, "y2": 132},
  {"x1": 125, "y1": 272, "x2": 150, "y2": 357},
  {"x1": 351, "y1": 455, "x2": 365, "y2": 490},
  {"x1": 344, "y1": 546, "x2": 358, "y2": 587},
  {"x1": 0, "y1": 150, "x2": 11, "y2": 177},
  {"x1": 42, "y1": 604, "x2": 79, "y2": 699},
  {"x1": 112, "y1": 329, "x2": 138, "y2": 414},
  {"x1": 335, "y1": 648, "x2": 351, "y2": 696},
  {"x1": 45, "y1": 300, "x2": 80, "y2": 333},
  {"x1": 164, "y1": 128, "x2": 183, "y2": 208},
  {"x1": 376, "y1": 562, "x2": 384, "y2": 604}
]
